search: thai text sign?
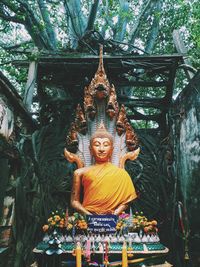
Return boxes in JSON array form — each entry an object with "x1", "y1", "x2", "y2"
[{"x1": 87, "y1": 215, "x2": 117, "y2": 234}]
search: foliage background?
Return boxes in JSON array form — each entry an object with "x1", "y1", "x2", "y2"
[{"x1": 0, "y1": 0, "x2": 199, "y2": 91}]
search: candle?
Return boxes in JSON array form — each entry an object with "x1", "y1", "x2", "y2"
[
  {"x1": 65, "y1": 207, "x2": 69, "y2": 227},
  {"x1": 129, "y1": 207, "x2": 133, "y2": 218},
  {"x1": 122, "y1": 242, "x2": 128, "y2": 267},
  {"x1": 85, "y1": 239, "x2": 91, "y2": 262},
  {"x1": 104, "y1": 241, "x2": 109, "y2": 266},
  {"x1": 76, "y1": 242, "x2": 82, "y2": 267},
  {"x1": 72, "y1": 225, "x2": 75, "y2": 239},
  {"x1": 178, "y1": 202, "x2": 185, "y2": 234},
  {"x1": 128, "y1": 207, "x2": 133, "y2": 228}
]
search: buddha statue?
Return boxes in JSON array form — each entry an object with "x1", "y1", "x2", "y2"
[{"x1": 71, "y1": 123, "x2": 137, "y2": 215}]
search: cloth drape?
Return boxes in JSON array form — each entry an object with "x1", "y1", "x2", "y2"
[{"x1": 82, "y1": 162, "x2": 137, "y2": 214}]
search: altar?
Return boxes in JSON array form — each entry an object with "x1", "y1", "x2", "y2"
[
  {"x1": 34, "y1": 212, "x2": 170, "y2": 267},
  {"x1": 33, "y1": 236, "x2": 169, "y2": 267}
]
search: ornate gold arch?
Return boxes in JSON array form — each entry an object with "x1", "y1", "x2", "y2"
[{"x1": 64, "y1": 45, "x2": 140, "y2": 169}]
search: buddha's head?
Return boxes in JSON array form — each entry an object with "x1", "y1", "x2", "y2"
[{"x1": 90, "y1": 123, "x2": 113, "y2": 163}]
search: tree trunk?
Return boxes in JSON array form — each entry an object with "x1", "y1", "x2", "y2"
[
  {"x1": 37, "y1": 0, "x2": 57, "y2": 50},
  {"x1": 128, "y1": 0, "x2": 152, "y2": 47},
  {"x1": 23, "y1": 61, "x2": 38, "y2": 111},
  {"x1": 63, "y1": 0, "x2": 87, "y2": 48},
  {"x1": 145, "y1": 0, "x2": 162, "y2": 54},
  {"x1": 86, "y1": 0, "x2": 100, "y2": 32},
  {"x1": 114, "y1": 0, "x2": 129, "y2": 42}
]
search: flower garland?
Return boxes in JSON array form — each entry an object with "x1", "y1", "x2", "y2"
[
  {"x1": 42, "y1": 210, "x2": 158, "y2": 235},
  {"x1": 42, "y1": 210, "x2": 66, "y2": 233},
  {"x1": 116, "y1": 212, "x2": 158, "y2": 234},
  {"x1": 42, "y1": 211, "x2": 88, "y2": 234}
]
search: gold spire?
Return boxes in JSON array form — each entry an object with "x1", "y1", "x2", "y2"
[
  {"x1": 90, "y1": 121, "x2": 113, "y2": 144},
  {"x1": 97, "y1": 45, "x2": 106, "y2": 77},
  {"x1": 96, "y1": 121, "x2": 108, "y2": 133},
  {"x1": 86, "y1": 45, "x2": 110, "y2": 100}
]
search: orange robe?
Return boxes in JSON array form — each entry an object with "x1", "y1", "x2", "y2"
[{"x1": 82, "y1": 162, "x2": 137, "y2": 214}]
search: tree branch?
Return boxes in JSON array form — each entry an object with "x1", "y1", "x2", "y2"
[
  {"x1": 23, "y1": 61, "x2": 38, "y2": 111},
  {"x1": 100, "y1": 0, "x2": 112, "y2": 38},
  {"x1": 1, "y1": 0, "x2": 20, "y2": 13},
  {"x1": 101, "y1": 17, "x2": 115, "y2": 39},
  {"x1": 16, "y1": 0, "x2": 39, "y2": 19},
  {"x1": 23, "y1": 14, "x2": 49, "y2": 49},
  {"x1": 63, "y1": 0, "x2": 86, "y2": 37},
  {"x1": 145, "y1": 0, "x2": 162, "y2": 54},
  {"x1": 0, "y1": 23, "x2": 9, "y2": 32},
  {"x1": 85, "y1": 0, "x2": 99, "y2": 32},
  {"x1": 16, "y1": 0, "x2": 55, "y2": 50},
  {"x1": 0, "y1": 0, "x2": 55, "y2": 50},
  {"x1": 129, "y1": 0, "x2": 152, "y2": 46},
  {"x1": 0, "y1": 10, "x2": 23, "y2": 24},
  {"x1": 127, "y1": 107, "x2": 162, "y2": 122},
  {"x1": 114, "y1": 0, "x2": 129, "y2": 42},
  {"x1": 37, "y1": 0, "x2": 57, "y2": 50},
  {"x1": 63, "y1": 0, "x2": 80, "y2": 48},
  {"x1": 0, "y1": 40, "x2": 33, "y2": 50},
  {"x1": 46, "y1": 0, "x2": 60, "y2": 3},
  {"x1": 0, "y1": 2, "x2": 24, "y2": 24},
  {"x1": 108, "y1": 39, "x2": 148, "y2": 54}
]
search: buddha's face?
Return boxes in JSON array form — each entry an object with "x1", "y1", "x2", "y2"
[{"x1": 90, "y1": 137, "x2": 113, "y2": 163}]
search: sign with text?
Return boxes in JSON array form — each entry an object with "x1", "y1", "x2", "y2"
[{"x1": 87, "y1": 215, "x2": 117, "y2": 234}]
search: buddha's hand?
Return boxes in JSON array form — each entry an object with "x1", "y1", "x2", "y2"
[
  {"x1": 114, "y1": 204, "x2": 128, "y2": 215},
  {"x1": 113, "y1": 209, "x2": 120, "y2": 215},
  {"x1": 85, "y1": 210, "x2": 92, "y2": 215}
]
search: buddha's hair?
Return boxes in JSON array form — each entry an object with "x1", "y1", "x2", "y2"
[{"x1": 90, "y1": 122, "x2": 113, "y2": 145}]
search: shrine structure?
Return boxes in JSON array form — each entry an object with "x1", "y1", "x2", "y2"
[{"x1": 34, "y1": 47, "x2": 171, "y2": 267}]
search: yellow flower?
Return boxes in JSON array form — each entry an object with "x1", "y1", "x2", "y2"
[
  {"x1": 67, "y1": 223, "x2": 73, "y2": 230},
  {"x1": 48, "y1": 217, "x2": 53, "y2": 222},
  {"x1": 68, "y1": 215, "x2": 75, "y2": 223},
  {"x1": 42, "y1": 225, "x2": 49, "y2": 232},
  {"x1": 151, "y1": 220, "x2": 157, "y2": 226},
  {"x1": 54, "y1": 215, "x2": 61, "y2": 222},
  {"x1": 59, "y1": 219, "x2": 65, "y2": 227}
]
